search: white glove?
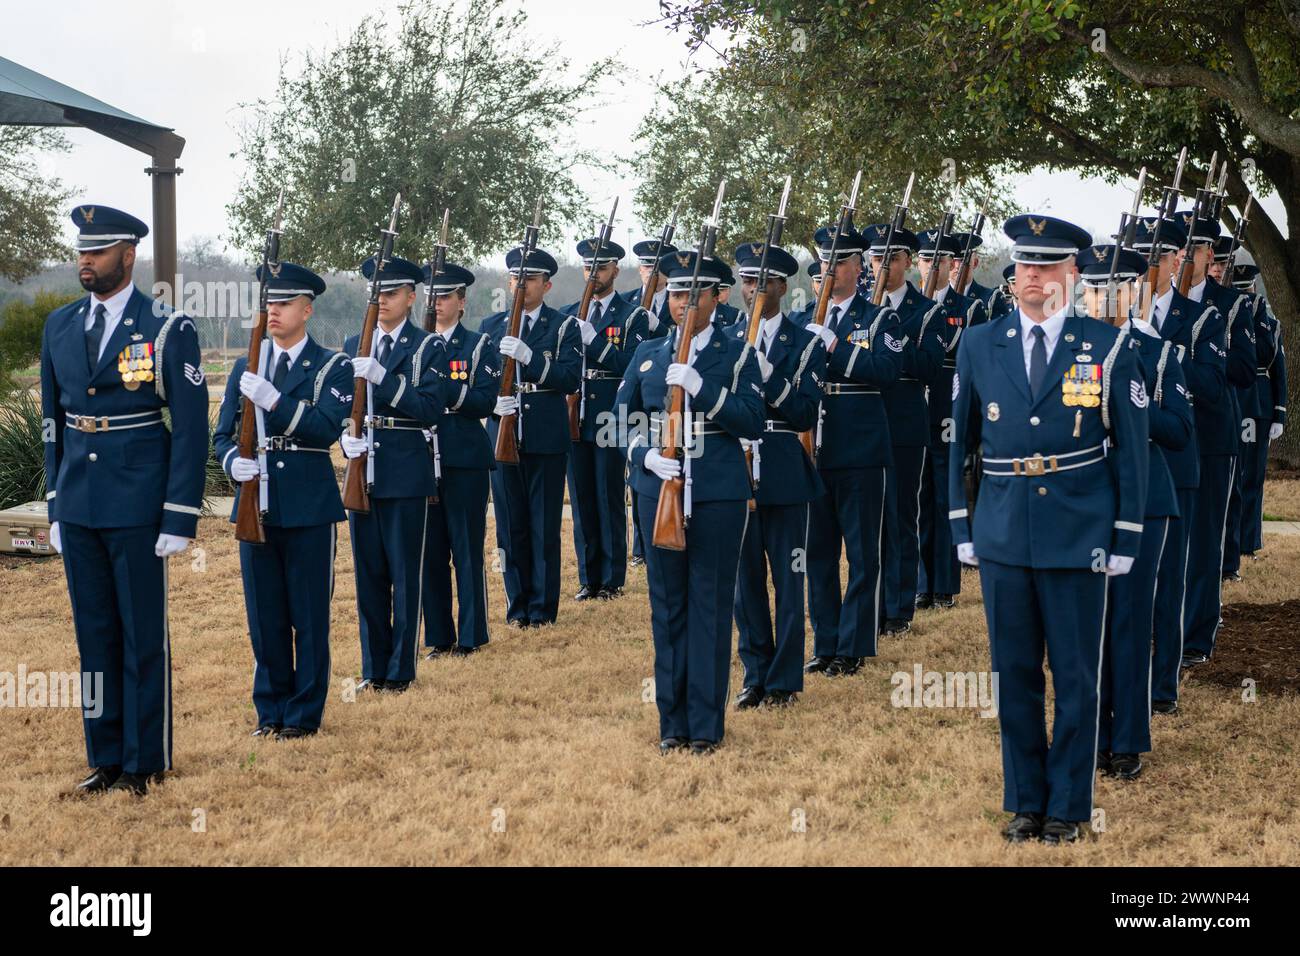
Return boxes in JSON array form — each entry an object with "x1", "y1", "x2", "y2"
[
  {"x1": 665, "y1": 363, "x2": 703, "y2": 396},
  {"x1": 500, "y1": 336, "x2": 533, "y2": 366},
  {"x1": 154, "y1": 533, "x2": 191, "y2": 558},
  {"x1": 49, "y1": 521, "x2": 61, "y2": 555},
  {"x1": 577, "y1": 318, "x2": 597, "y2": 346},
  {"x1": 957, "y1": 542, "x2": 978, "y2": 567},
  {"x1": 644, "y1": 449, "x2": 682, "y2": 481},
  {"x1": 810, "y1": 323, "x2": 837, "y2": 350},
  {"x1": 739, "y1": 437, "x2": 754, "y2": 452},
  {"x1": 351, "y1": 356, "x2": 387, "y2": 385},
  {"x1": 494, "y1": 395, "x2": 518, "y2": 417},
  {"x1": 754, "y1": 351, "x2": 774, "y2": 382},
  {"x1": 1270, "y1": 423, "x2": 1284, "y2": 441},
  {"x1": 1106, "y1": 554, "x2": 1134, "y2": 577},
  {"x1": 239, "y1": 371, "x2": 281, "y2": 412},
  {"x1": 231, "y1": 457, "x2": 260, "y2": 482},
  {"x1": 340, "y1": 429, "x2": 367, "y2": 460}
]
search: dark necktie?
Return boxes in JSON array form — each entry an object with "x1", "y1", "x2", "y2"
[
  {"x1": 86, "y1": 303, "x2": 106, "y2": 373},
  {"x1": 1028, "y1": 325, "x2": 1048, "y2": 399},
  {"x1": 590, "y1": 302, "x2": 602, "y2": 326},
  {"x1": 828, "y1": 306, "x2": 841, "y2": 335},
  {"x1": 377, "y1": 333, "x2": 392, "y2": 367},
  {"x1": 272, "y1": 350, "x2": 290, "y2": 388}
]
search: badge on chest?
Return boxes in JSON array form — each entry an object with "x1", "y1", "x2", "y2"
[
  {"x1": 848, "y1": 328, "x2": 870, "y2": 348},
  {"x1": 449, "y1": 359, "x2": 468, "y2": 380},
  {"x1": 605, "y1": 326, "x2": 622, "y2": 346},
  {"x1": 118, "y1": 342, "x2": 154, "y2": 390},
  {"x1": 1062, "y1": 363, "x2": 1100, "y2": 407}
]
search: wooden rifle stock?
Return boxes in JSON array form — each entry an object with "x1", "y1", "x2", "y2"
[
  {"x1": 233, "y1": 305, "x2": 269, "y2": 544},
  {"x1": 652, "y1": 303, "x2": 699, "y2": 552},
  {"x1": 494, "y1": 279, "x2": 527, "y2": 464},
  {"x1": 342, "y1": 299, "x2": 380, "y2": 513}
]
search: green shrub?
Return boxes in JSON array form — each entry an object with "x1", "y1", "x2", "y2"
[
  {"x1": 0, "y1": 390, "x2": 46, "y2": 510},
  {"x1": 0, "y1": 291, "x2": 80, "y2": 388}
]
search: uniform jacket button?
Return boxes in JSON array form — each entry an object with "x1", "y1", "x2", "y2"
[
  {"x1": 1037, "y1": 486, "x2": 1047, "y2": 496},
  {"x1": 87, "y1": 387, "x2": 96, "y2": 396},
  {"x1": 276, "y1": 461, "x2": 285, "y2": 469},
  {"x1": 88, "y1": 452, "x2": 98, "y2": 462},
  {"x1": 1030, "y1": 416, "x2": 1040, "y2": 425},
  {"x1": 524, "y1": 404, "x2": 531, "y2": 410}
]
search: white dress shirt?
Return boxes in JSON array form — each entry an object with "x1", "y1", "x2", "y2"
[
  {"x1": 84, "y1": 283, "x2": 135, "y2": 360},
  {"x1": 884, "y1": 283, "x2": 907, "y2": 312},
  {"x1": 1147, "y1": 287, "x2": 1174, "y2": 332},
  {"x1": 1019, "y1": 306, "x2": 1069, "y2": 379},
  {"x1": 438, "y1": 321, "x2": 459, "y2": 342},
  {"x1": 271, "y1": 333, "x2": 309, "y2": 373},
  {"x1": 1186, "y1": 279, "x2": 1207, "y2": 304},
  {"x1": 374, "y1": 318, "x2": 409, "y2": 360},
  {"x1": 756, "y1": 312, "x2": 784, "y2": 354}
]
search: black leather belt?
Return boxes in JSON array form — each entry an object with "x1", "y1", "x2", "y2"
[
  {"x1": 366, "y1": 415, "x2": 423, "y2": 430},
  {"x1": 262, "y1": 436, "x2": 330, "y2": 453},
  {"x1": 762, "y1": 420, "x2": 799, "y2": 433},
  {"x1": 823, "y1": 383, "x2": 880, "y2": 395}
]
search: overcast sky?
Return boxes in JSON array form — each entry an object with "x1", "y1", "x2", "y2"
[{"x1": 7, "y1": 0, "x2": 1285, "y2": 266}]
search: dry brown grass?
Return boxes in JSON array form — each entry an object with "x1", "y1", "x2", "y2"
[
  {"x1": 1, "y1": 484, "x2": 1298, "y2": 866},
  {"x1": 1262, "y1": 476, "x2": 1300, "y2": 521}
]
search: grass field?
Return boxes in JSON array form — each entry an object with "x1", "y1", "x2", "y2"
[{"x1": 1, "y1": 481, "x2": 1298, "y2": 866}]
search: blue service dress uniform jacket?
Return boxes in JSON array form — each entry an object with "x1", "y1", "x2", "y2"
[
  {"x1": 948, "y1": 309, "x2": 1149, "y2": 823},
  {"x1": 344, "y1": 321, "x2": 450, "y2": 683},
  {"x1": 617, "y1": 326, "x2": 764, "y2": 744},
  {"x1": 481, "y1": 304, "x2": 583, "y2": 624},
  {"x1": 214, "y1": 336, "x2": 353, "y2": 730},
  {"x1": 41, "y1": 286, "x2": 209, "y2": 775},
  {"x1": 421, "y1": 323, "x2": 500, "y2": 650}
]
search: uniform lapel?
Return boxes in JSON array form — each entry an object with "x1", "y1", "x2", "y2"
[
  {"x1": 1160, "y1": 294, "x2": 1188, "y2": 342},
  {"x1": 91, "y1": 286, "x2": 146, "y2": 381},
  {"x1": 1030, "y1": 312, "x2": 1085, "y2": 412},
  {"x1": 381, "y1": 322, "x2": 415, "y2": 373},
  {"x1": 278, "y1": 337, "x2": 314, "y2": 396},
  {"x1": 994, "y1": 314, "x2": 1033, "y2": 403},
  {"x1": 766, "y1": 315, "x2": 792, "y2": 368}
]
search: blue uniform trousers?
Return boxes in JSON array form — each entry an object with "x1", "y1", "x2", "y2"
[
  {"x1": 490, "y1": 451, "x2": 568, "y2": 624},
  {"x1": 1239, "y1": 425, "x2": 1269, "y2": 556},
  {"x1": 349, "y1": 496, "x2": 428, "y2": 683},
  {"x1": 807, "y1": 466, "x2": 886, "y2": 659},
  {"x1": 240, "y1": 523, "x2": 335, "y2": 731},
  {"x1": 1223, "y1": 439, "x2": 1249, "y2": 574},
  {"x1": 568, "y1": 440, "x2": 628, "y2": 590},
  {"x1": 630, "y1": 488, "x2": 647, "y2": 560},
  {"x1": 1184, "y1": 456, "x2": 1236, "y2": 658},
  {"x1": 423, "y1": 467, "x2": 491, "y2": 649},
  {"x1": 980, "y1": 559, "x2": 1107, "y2": 823},
  {"x1": 882, "y1": 444, "x2": 927, "y2": 621},
  {"x1": 917, "y1": 438, "x2": 961, "y2": 598},
  {"x1": 61, "y1": 522, "x2": 171, "y2": 775},
  {"x1": 640, "y1": 495, "x2": 747, "y2": 743},
  {"x1": 1152, "y1": 488, "x2": 1196, "y2": 704},
  {"x1": 1099, "y1": 517, "x2": 1169, "y2": 755},
  {"x1": 734, "y1": 502, "x2": 809, "y2": 694}
]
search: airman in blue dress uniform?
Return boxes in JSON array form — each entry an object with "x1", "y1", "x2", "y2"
[
  {"x1": 949, "y1": 214, "x2": 1149, "y2": 843},
  {"x1": 564, "y1": 237, "x2": 663, "y2": 601},
  {"x1": 714, "y1": 261, "x2": 742, "y2": 328},
  {"x1": 341, "y1": 256, "x2": 449, "y2": 692},
  {"x1": 796, "y1": 227, "x2": 906, "y2": 677},
  {"x1": 41, "y1": 204, "x2": 208, "y2": 795},
  {"x1": 482, "y1": 247, "x2": 583, "y2": 627},
  {"x1": 1227, "y1": 264, "x2": 1287, "y2": 562},
  {"x1": 915, "y1": 229, "x2": 988, "y2": 610},
  {"x1": 616, "y1": 251, "x2": 764, "y2": 753},
  {"x1": 726, "y1": 243, "x2": 826, "y2": 709},
  {"x1": 1074, "y1": 245, "x2": 1192, "y2": 781},
  {"x1": 419, "y1": 262, "x2": 500, "y2": 657},
  {"x1": 621, "y1": 240, "x2": 676, "y2": 569},
  {"x1": 1125, "y1": 216, "x2": 1224, "y2": 714},
  {"x1": 950, "y1": 232, "x2": 1014, "y2": 320},
  {"x1": 862, "y1": 224, "x2": 947, "y2": 634},
  {"x1": 214, "y1": 263, "x2": 352, "y2": 738},
  {"x1": 1176, "y1": 211, "x2": 1255, "y2": 667}
]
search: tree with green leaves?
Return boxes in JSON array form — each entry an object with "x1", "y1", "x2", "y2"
[
  {"x1": 226, "y1": 0, "x2": 617, "y2": 271},
  {"x1": 0, "y1": 127, "x2": 74, "y2": 281},
  {"x1": 647, "y1": 0, "x2": 1300, "y2": 456}
]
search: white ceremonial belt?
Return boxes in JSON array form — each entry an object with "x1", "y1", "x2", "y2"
[
  {"x1": 981, "y1": 444, "x2": 1106, "y2": 477},
  {"x1": 66, "y1": 411, "x2": 164, "y2": 433},
  {"x1": 517, "y1": 384, "x2": 557, "y2": 393}
]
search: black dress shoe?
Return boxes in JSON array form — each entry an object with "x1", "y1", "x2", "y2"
[
  {"x1": 275, "y1": 726, "x2": 318, "y2": 740},
  {"x1": 933, "y1": 594, "x2": 955, "y2": 608},
  {"x1": 382, "y1": 680, "x2": 412, "y2": 694},
  {"x1": 450, "y1": 645, "x2": 478, "y2": 657},
  {"x1": 827, "y1": 656, "x2": 863, "y2": 677},
  {"x1": 1040, "y1": 817, "x2": 1081, "y2": 844},
  {"x1": 250, "y1": 724, "x2": 281, "y2": 738},
  {"x1": 505, "y1": 618, "x2": 529, "y2": 630},
  {"x1": 881, "y1": 618, "x2": 911, "y2": 636},
  {"x1": 763, "y1": 689, "x2": 798, "y2": 707},
  {"x1": 529, "y1": 619, "x2": 553, "y2": 628},
  {"x1": 108, "y1": 772, "x2": 151, "y2": 796},
  {"x1": 1109, "y1": 753, "x2": 1143, "y2": 780},
  {"x1": 659, "y1": 736, "x2": 689, "y2": 754},
  {"x1": 1002, "y1": 812, "x2": 1045, "y2": 843},
  {"x1": 1181, "y1": 652, "x2": 1209, "y2": 668},
  {"x1": 1222, "y1": 570, "x2": 1242, "y2": 582},
  {"x1": 1152, "y1": 699, "x2": 1178, "y2": 716},
  {"x1": 356, "y1": 677, "x2": 387, "y2": 692},
  {"x1": 735, "y1": 686, "x2": 765, "y2": 709},
  {"x1": 630, "y1": 555, "x2": 646, "y2": 568},
  {"x1": 75, "y1": 766, "x2": 122, "y2": 795},
  {"x1": 424, "y1": 646, "x2": 452, "y2": 660},
  {"x1": 689, "y1": 739, "x2": 718, "y2": 755},
  {"x1": 804, "y1": 656, "x2": 834, "y2": 674},
  {"x1": 914, "y1": 593, "x2": 934, "y2": 610},
  {"x1": 598, "y1": 586, "x2": 623, "y2": 600},
  {"x1": 1096, "y1": 749, "x2": 1113, "y2": 774},
  {"x1": 574, "y1": 585, "x2": 597, "y2": 601}
]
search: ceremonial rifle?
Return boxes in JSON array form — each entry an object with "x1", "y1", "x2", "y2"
[
  {"x1": 952, "y1": 195, "x2": 988, "y2": 298},
  {"x1": 233, "y1": 188, "x2": 284, "y2": 544},
  {"x1": 494, "y1": 197, "x2": 545, "y2": 464},
  {"x1": 567, "y1": 198, "x2": 619, "y2": 439},
  {"x1": 743, "y1": 175, "x2": 792, "y2": 500},
  {"x1": 1175, "y1": 152, "x2": 1217, "y2": 296},
  {"x1": 1142, "y1": 146, "x2": 1187, "y2": 320},
  {"x1": 342, "y1": 193, "x2": 402, "y2": 514},
  {"x1": 640, "y1": 203, "x2": 680, "y2": 313},
  {"x1": 652, "y1": 180, "x2": 726, "y2": 551},
  {"x1": 921, "y1": 193, "x2": 956, "y2": 300},
  {"x1": 1102, "y1": 166, "x2": 1146, "y2": 322},
  {"x1": 870, "y1": 172, "x2": 916, "y2": 307},
  {"x1": 419, "y1": 207, "x2": 451, "y2": 505}
]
